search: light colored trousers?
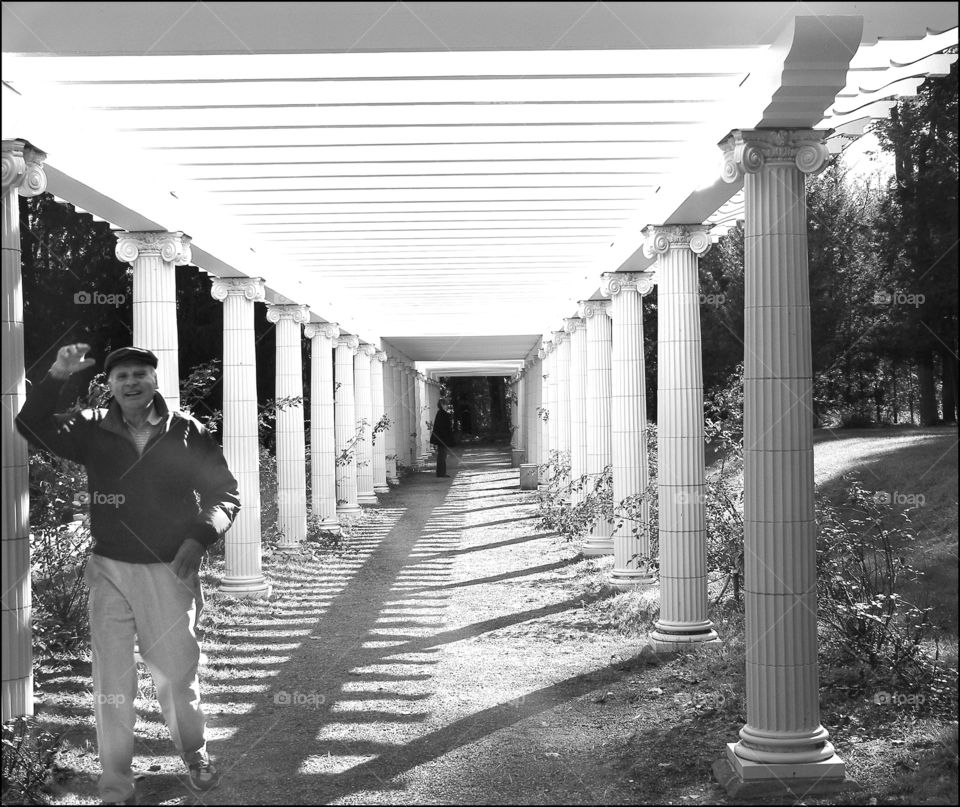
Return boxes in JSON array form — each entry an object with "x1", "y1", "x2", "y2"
[{"x1": 85, "y1": 555, "x2": 207, "y2": 803}]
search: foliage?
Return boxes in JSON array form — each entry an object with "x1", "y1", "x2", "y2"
[
  {"x1": 370, "y1": 414, "x2": 391, "y2": 445},
  {"x1": 180, "y1": 358, "x2": 223, "y2": 432},
  {"x1": 1, "y1": 717, "x2": 65, "y2": 805},
  {"x1": 817, "y1": 480, "x2": 955, "y2": 706}
]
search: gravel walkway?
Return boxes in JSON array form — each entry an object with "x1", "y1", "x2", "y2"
[{"x1": 187, "y1": 446, "x2": 647, "y2": 805}]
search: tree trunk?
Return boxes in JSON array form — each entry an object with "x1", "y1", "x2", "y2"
[
  {"x1": 942, "y1": 346, "x2": 958, "y2": 424},
  {"x1": 891, "y1": 362, "x2": 898, "y2": 424},
  {"x1": 917, "y1": 351, "x2": 939, "y2": 426}
]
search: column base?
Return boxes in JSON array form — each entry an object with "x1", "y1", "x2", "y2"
[
  {"x1": 649, "y1": 624, "x2": 719, "y2": 650},
  {"x1": 374, "y1": 484, "x2": 390, "y2": 494},
  {"x1": 336, "y1": 504, "x2": 362, "y2": 523},
  {"x1": 219, "y1": 575, "x2": 272, "y2": 598},
  {"x1": 276, "y1": 542, "x2": 305, "y2": 554},
  {"x1": 582, "y1": 538, "x2": 614, "y2": 556},
  {"x1": 357, "y1": 491, "x2": 378, "y2": 505},
  {"x1": 609, "y1": 570, "x2": 657, "y2": 590},
  {"x1": 713, "y1": 745, "x2": 857, "y2": 800},
  {"x1": 315, "y1": 517, "x2": 341, "y2": 535}
]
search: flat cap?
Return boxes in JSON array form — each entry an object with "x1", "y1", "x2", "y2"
[{"x1": 103, "y1": 346, "x2": 159, "y2": 376}]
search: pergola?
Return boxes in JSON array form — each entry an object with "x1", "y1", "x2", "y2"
[{"x1": 3, "y1": 1, "x2": 957, "y2": 796}]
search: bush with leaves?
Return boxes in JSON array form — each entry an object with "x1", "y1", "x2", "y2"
[
  {"x1": 1, "y1": 717, "x2": 65, "y2": 805},
  {"x1": 817, "y1": 480, "x2": 955, "y2": 709}
]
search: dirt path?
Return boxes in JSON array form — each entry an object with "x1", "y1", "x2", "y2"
[{"x1": 150, "y1": 446, "x2": 665, "y2": 805}]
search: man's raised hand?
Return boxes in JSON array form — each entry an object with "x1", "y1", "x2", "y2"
[{"x1": 51, "y1": 343, "x2": 95, "y2": 379}]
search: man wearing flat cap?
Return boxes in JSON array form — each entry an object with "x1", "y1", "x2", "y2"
[{"x1": 16, "y1": 343, "x2": 238, "y2": 804}]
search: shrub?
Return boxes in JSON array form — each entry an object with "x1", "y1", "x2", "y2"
[
  {"x1": 817, "y1": 480, "x2": 955, "y2": 707},
  {"x1": 1, "y1": 716, "x2": 65, "y2": 805}
]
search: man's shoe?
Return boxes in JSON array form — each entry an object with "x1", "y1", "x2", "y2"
[{"x1": 186, "y1": 757, "x2": 221, "y2": 792}]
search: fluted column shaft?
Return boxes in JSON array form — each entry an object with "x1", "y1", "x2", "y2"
[
  {"x1": 2, "y1": 140, "x2": 45, "y2": 719},
  {"x1": 335, "y1": 336, "x2": 361, "y2": 517},
  {"x1": 404, "y1": 367, "x2": 418, "y2": 469},
  {"x1": 582, "y1": 301, "x2": 613, "y2": 556},
  {"x1": 536, "y1": 350, "x2": 548, "y2": 476},
  {"x1": 211, "y1": 277, "x2": 269, "y2": 597},
  {"x1": 385, "y1": 359, "x2": 401, "y2": 482},
  {"x1": 515, "y1": 374, "x2": 525, "y2": 455},
  {"x1": 115, "y1": 231, "x2": 191, "y2": 411},
  {"x1": 371, "y1": 352, "x2": 389, "y2": 494},
  {"x1": 720, "y1": 128, "x2": 840, "y2": 773},
  {"x1": 354, "y1": 345, "x2": 377, "y2": 505},
  {"x1": 553, "y1": 331, "x2": 572, "y2": 461},
  {"x1": 267, "y1": 304, "x2": 308, "y2": 546},
  {"x1": 603, "y1": 273, "x2": 656, "y2": 588},
  {"x1": 565, "y1": 318, "x2": 587, "y2": 506},
  {"x1": 305, "y1": 323, "x2": 340, "y2": 532},
  {"x1": 644, "y1": 225, "x2": 716, "y2": 644},
  {"x1": 544, "y1": 344, "x2": 557, "y2": 462},
  {"x1": 415, "y1": 374, "x2": 429, "y2": 461}
]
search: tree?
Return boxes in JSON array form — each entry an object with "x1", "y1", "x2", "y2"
[{"x1": 873, "y1": 59, "x2": 959, "y2": 424}]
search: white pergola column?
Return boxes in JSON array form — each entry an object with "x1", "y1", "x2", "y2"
[
  {"x1": 415, "y1": 372, "x2": 429, "y2": 462},
  {"x1": 404, "y1": 366, "x2": 419, "y2": 470},
  {"x1": 536, "y1": 347, "x2": 548, "y2": 479},
  {"x1": 543, "y1": 340, "x2": 557, "y2": 463},
  {"x1": 354, "y1": 344, "x2": 377, "y2": 505},
  {"x1": 210, "y1": 277, "x2": 270, "y2": 597},
  {"x1": 265, "y1": 303, "x2": 308, "y2": 548},
  {"x1": 335, "y1": 335, "x2": 361, "y2": 519},
  {"x1": 553, "y1": 330, "x2": 572, "y2": 462},
  {"x1": 717, "y1": 128, "x2": 845, "y2": 783},
  {"x1": 304, "y1": 322, "x2": 340, "y2": 533},
  {"x1": 602, "y1": 272, "x2": 657, "y2": 589},
  {"x1": 644, "y1": 224, "x2": 717, "y2": 646},
  {"x1": 515, "y1": 372, "x2": 525, "y2": 460},
  {"x1": 581, "y1": 300, "x2": 614, "y2": 556},
  {"x1": 371, "y1": 350, "x2": 389, "y2": 494},
  {"x1": 2, "y1": 140, "x2": 45, "y2": 720},
  {"x1": 565, "y1": 317, "x2": 587, "y2": 506},
  {"x1": 115, "y1": 231, "x2": 191, "y2": 411},
  {"x1": 385, "y1": 358, "x2": 401, "y2": 483}
]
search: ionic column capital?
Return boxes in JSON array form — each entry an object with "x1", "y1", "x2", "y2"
[
  {"x1": 357, "y1": 343, "x2": 377, "y2": 359},
  {"x1": 563, "y1": 316, "x2": 584, "y2": 335},
  {"x1": 304, "y1": 321, "x2": 340, "y2": 341},
  {"x1": 642, "y1": 225, "x2": 712, "y2": 259},
  {"x1": 266, "y1": 303, "x2": 310, "y2": 324},
  {"x1": 600, "y1": 271, "x2": 656, "y2": 298},
  {"x1": 552, "y1": 330, "x2": 569, "y2": 346},
  {"x1": 2, "y1": 139, "x2": 47, "y2": 197},
  {"x1": 210, "y1": 276, "x2": 265, "y2": 302},
  {"x1": 537, "y1": 348, "x2": 547, "y2": 360},
  {"x1": 578, "y1": 299, "x2": 612, "y2": 319},
  {"x1": 375, "y1": 350, "x2": 388, "y2": 363},
  {"x1": 337, "y1": 334, "x2": 360, "y2": 352},
  {"x1": 116, "y1": 231, "x2": 192, "y2": 266},
  {"x1": 718, "y1": 128, "x2": 831, "y2": 183}
]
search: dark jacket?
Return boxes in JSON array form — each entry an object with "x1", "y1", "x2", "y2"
[
  {"x1": 16, "y1": 372, "x2": 240, "y2": 564},
  {"x1": 430, "y1": 407, "x2": 453, "y2": 448}
]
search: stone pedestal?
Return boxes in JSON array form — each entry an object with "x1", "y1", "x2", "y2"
[
  {"x1": 210, "y1": 277, "x2": 270, "y2": 597},
  {"x1": 115, "y1": 231, "x2": 191, "y2": 411},
  {"x1": 305, "y1": 323, "x2": 341, "y2": 534},
  {"x1": 581, "y1": 301, "x2": 613, "y2": 556},
  {"x1": 602, "y1": 272, "x2": 657, "y2": 588}
]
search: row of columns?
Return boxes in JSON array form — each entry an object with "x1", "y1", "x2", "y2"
[
  {"x1": 2, "y1": 136, "x2": 448, "y2": 721},
  {"x1": 511, "y1": 128, "x2": 844, "y2": 786},
  {"x1": 4, "y1": 126, "x2": 844, "y2": 788}
]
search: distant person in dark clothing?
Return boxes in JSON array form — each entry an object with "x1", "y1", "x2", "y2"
[
  {"x1": 430, "y1": 400, "x2": 454, "y2": 477},
  {"x1": 457, "y1": 400, "x2": 473, "y2": 435}
]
